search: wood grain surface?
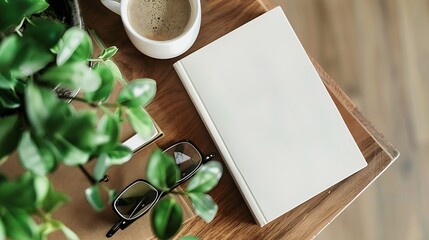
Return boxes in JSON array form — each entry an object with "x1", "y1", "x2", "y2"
[
  {"x1": 275, "y1": 0, "x2": 428, "y2": 239},
  {"x1": 75, "y1": 1, "x2": 399, "y2": 239}
]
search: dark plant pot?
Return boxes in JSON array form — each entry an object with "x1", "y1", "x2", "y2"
[
  {"x1": 44, "y1": 0, "x2": 84, "y2": 100},
  {"x1": 43, "y1": 0, "x2": 84, "y2": 28}
]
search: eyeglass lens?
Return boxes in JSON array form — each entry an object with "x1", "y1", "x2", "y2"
[
  {"x1": 114, "y1": 142, "x2": 202, "y2": 220},
  {"x1": 115, "y1": 181, "x2": 158, "y2": 220},
  {"x1": 164, "y1": 142, "x2": 203, "y2": 180}
]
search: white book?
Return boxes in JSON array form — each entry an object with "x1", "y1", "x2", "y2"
[{"x1": 174, "y1": 7, "x2": 367, "y2": 226}]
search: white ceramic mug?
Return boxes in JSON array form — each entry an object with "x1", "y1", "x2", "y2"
[{"x1": 101, "y1": 0, "x2": 201, "y2": 59}]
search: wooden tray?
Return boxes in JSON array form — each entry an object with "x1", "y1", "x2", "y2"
[{"x1": 79, "y1": 0, "x2": 399, "y2": 239}]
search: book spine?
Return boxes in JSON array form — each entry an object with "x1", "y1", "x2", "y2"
[{"x1": 173, "y1": 61, "x2": 267, "y2": 226}]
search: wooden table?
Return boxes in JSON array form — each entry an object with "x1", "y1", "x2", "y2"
[{"x1": 78, "y1": 0, "x2": 399, "y2": 239}]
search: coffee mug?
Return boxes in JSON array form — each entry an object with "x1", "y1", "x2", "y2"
[{"x1": 101, "y1": 0, "x2": 201, "y2": 59}]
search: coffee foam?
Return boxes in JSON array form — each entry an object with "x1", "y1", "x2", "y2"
[{"x1": 128, "y1": 0, "x2": 191, "y2": 41}]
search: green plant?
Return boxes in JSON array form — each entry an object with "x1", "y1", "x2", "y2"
[
  {"x1": 0, "y1": 0, "x2": 222, "y2": 239},
  {"x1": 146, "y1": 150, "x2": 223, "y2": 239}
]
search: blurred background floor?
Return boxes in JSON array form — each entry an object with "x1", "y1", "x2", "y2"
[{"x1": 272, "y1": 0, "x2": 429, "y2": 239}]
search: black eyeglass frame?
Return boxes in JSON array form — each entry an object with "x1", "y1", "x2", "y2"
[
  {"x1": 106, "y1": 140, "x2": 215, "y2": 238},
  {"x1": 112, "y1": 179, "x2": 160, "y2": 221}
]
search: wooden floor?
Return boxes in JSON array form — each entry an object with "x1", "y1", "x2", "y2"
[{"x1": 272, "y1": 0, "x2": 429, "y2": 239}]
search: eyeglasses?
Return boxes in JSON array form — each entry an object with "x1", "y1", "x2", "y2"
[{"x1": 106, "y1": 141, "x2": 215, "y2": 238}]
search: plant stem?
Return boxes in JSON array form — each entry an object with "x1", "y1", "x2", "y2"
[
  {"x1": 63, "y1": 96, "x2": 99, "y2": 108},
  {"x1": 57, "y1": 95, "x2": 91, "y2": 105},
  {"x1": 98, "y1": 105, "x2": 115, "y2": 117},
  {"x1": 87, "y1": 28, "x2": 129, "y2": 86},
  {"x1": 102, "y1": 102, "x2": 119, "y2": 108},
  {"x1": 58, "y1": 95, "x2": 118, "y2": 109},
  {"x1": 35, "y1": 209, "x2": 51, "y2": 222},
  {"x1": 14, "y1": 18, "x2": 25, "y2": 36},
  {"x1": 78, "y1": 165, "x2": 97, "y2": 185},
  {"x1": 88, "y1": 58, "x2": 103, "y2": 62}
]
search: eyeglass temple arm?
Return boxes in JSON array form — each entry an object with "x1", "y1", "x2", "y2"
[
  {"x1": 106, "y1": 220, "x2": 124, "y2": 238},
  {"x1": 203, "y1": 152, "x2": 216, "y2": 163},
  {"x1": 107, "y1": 199, "x2": 147, "y2": 237}
]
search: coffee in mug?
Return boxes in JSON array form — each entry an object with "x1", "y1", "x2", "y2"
[
  {"x1": 101, "y1": 0, "x2": 201, "y2": 59},
  {"x1": 128, "y1": 0, "x2": 191, "y2": 41}
]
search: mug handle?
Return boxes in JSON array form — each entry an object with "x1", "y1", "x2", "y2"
[{"x1": 101, "y1": 0, "x2": 121, "y2": 15}]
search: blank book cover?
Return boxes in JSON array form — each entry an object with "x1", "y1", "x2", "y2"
[{"x1": 174, "y1": 7, "x2": 367, "y2": 226}]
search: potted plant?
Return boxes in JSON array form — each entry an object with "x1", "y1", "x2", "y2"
[{"x1": 0, "y1": 0, "x2": 222, "y2": 239}]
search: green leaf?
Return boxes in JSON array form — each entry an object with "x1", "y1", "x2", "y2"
[
  {"x1": 0, "y1": 34, "x2": 53, "y2": 77},
  {"x1": 114, "y1": 107, "x2": 123, "y2": 122},
  {"x1": 57, "y1": 27, "x2": 93, "y2": 65},
  {"x1": 108, "y1": 144, "x2": 133, "y2": 164},
  {"x1": 85, "y1": 185, "x2": 104, "y2": 211},
  {"x1": 38, "y1": 219, "x2": 78, "y2": 240},
  {"x1": 60, "y1": 226, "x2": 79, "y2": 240},
  {"x1": 41, "y1": 62, "x2": 101, "y2": 92},
  {"x1": 54, "y1": 134, "x2": 90, "y2": 166},
  {"x1": 98, "y1": 46, "x2": 118, "y2": 60},
  {"x1": 107, "y1": 189, "x2": 119, "y2": 203},
  {"x1": 107, "y1": 188, "x2": 118, "y2": 203},
  {"x1": 0, "y1": 217, "x2": 6, "y2": 240},
  {"x1": 0, "y1": 35, "x2": 20, "y2": 72},
  {"x1": 39, "y1": 220, "x2": 57, "y2": 239},
  {"x1": 25, "y1": 82, "x2": 67, "y2": 135},
  {"x1": 16, "y1": 47, "x2": 52, "y2": 77},
  {"x1": 93, "y1": 145, "x2": 132, "y2": 181},
  {"x1": 188, "y1": 193, "x2": 218, "y2": 223},
  {"x1": 0, "y1": 72, "x2": 17, "y2": 90},
  {"x1": 0, "y1": 173, "x2": 37, "y2": 209},
  {"x1": 0, "y1": 88, "x2": 21, "y2": 110},
  {"x1": 125, "y1": 107, "x2": 156, "y2": 139},
  {"x1": 186, "y1": 161, "x2": 223, "y2": 193},
  {"x1": 0, "y1": 114, "x2": 20, "y2": 159},
  {"x1": 43, "y1": 100, "x2": 74, "y2": 135},
  {"x1": 0, "y1": 0, "x2": 49, "y2": 31},
  {"x1": 58, "y1": 222, "x2": 79, "y2": 240},
  {"x1": 85, "y1": 63, "x2": 114, "y2": 102},
  {"x1": 151, "y1": 197, "x2": 183, "y2": 240},
  {"x1": 42, "y1": 183, "x2": 69, "y2": 214},
  {"x1": 117, "y1": 78, "x2": 156, "y2": 108},
  {"x1": 24, "y1": 83, "x2": 49, "y2": 131},
  {"x1": 2, "y1": 208, "x2": 38, "y2": 240},
  {"x1": 33, "y1": 175, "x2": 49, "y2": 206},
  {"x1": 22, "y1": 0, "x2": 49, "y2": 15},
  {"x1": 18, "y1": 49, "x2": 52, "y2": 78},
  {"x1": 24, "y1": 0, "x2": 49, "y2": 14},
  {"x1": 18, "y1": 131, "x2": 57, "y2": 175},
  {"x1": 0, "y1": 173, "x2": 52, "y2": 211},
  {"x1": 92, "y1": 153, "x2": 109, "y2": 181},
  {"x1": 105, "y1": 60, "x2": 125, "y2": 85},
  {"x1": 50, "y1": 39, "x2": 63, "y2": 54},
  {"x1": 9, "y1": 39, "x2": 53, "y2": 78},
  {"x1": 58, "y1": 111, "x2": 109, "y2": 152},
  {"x1": 97, "y1": 114, "x2": 119, "y2": 149},
  {"x1": 24, "y1": 19, "x2": 66, "y2": 50},
  {"x1": 146, "y1": 149, "x2": 180, "y2": 190}
]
